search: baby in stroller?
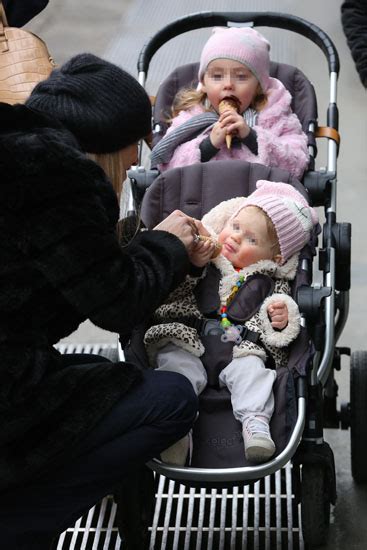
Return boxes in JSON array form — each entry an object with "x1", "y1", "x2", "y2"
[
  {"x1": 144, "y1": 180, "x2": 318, "y2": 464},
  {"x1": 150, "y1": 26, "x2": 309, "y2": 179}
]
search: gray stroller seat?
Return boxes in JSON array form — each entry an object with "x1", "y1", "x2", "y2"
[{"x1": 131, "y1": 160, "x2": 314, "y2": 472}]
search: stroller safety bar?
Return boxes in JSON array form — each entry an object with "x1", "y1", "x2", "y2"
[
  {"x1": 137, "y1": 11, "x2": 339, "y2": 78},
  {"x1": 147, "y1": 380, "x2": 306, "y2": 484}
]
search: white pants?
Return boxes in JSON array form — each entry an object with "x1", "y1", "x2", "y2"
[{"x1": 156, "y1": 343, "x2": 276, "y2": 424}]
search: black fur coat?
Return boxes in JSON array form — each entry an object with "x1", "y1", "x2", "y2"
[
  {"x1": 0, "y1": 103, "x2": 190, "y2": 491},
  {"x1": 341, "y1": 0, "x2": 367, "y2": 87},
  {"x1": 3, "y1": 0, "x2": 49, "y2": 26}
]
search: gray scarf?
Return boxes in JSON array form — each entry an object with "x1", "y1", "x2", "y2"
[{"x1": 150, "y1": 108, "x2": 257, "y2": 167}]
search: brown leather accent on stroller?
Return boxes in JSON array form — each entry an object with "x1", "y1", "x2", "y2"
[{"x1": 315, "y1": 126, "x2": 340, "y2": 145}]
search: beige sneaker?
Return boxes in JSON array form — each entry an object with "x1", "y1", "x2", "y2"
[
  {"x1": 160, "y1": 431, "x2": 192, "y2": 466},
  {"x1": 243, "y1": 416, "x2": 275, "y2": 463}
]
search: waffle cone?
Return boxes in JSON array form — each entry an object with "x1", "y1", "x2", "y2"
[
  {"x1": 197, "y1": 235, "x2": 222, "y2": 258},
  {"x1": 218, "y1": 98, "x2": 240, "y2": 150}
]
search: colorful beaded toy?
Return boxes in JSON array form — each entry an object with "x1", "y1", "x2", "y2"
[{"x1": 220, "y1": 273, "x2": 245, "y2": 329}]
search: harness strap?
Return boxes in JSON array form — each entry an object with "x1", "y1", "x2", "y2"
[
  {"x1": 157, "y1": 316, "x2": 267, "y2": 350},
  {"x1": 156, "y1": 316, "x2": 277, "y2": 369}
]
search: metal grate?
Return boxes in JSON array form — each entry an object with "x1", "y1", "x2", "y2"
[
  {"x1": 148, "y1": 465, "x2": 304, "y2": 550},
  {"x1": 55, "y1": 344, "x2": 304, "y2": 549},
  {"x1": 56, "y1": 342, "x2": 118, "y2": 357}
]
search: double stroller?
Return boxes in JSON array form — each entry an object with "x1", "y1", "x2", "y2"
[{"x1": 116, "y1": 11, "x2": 357, "y2": 550}]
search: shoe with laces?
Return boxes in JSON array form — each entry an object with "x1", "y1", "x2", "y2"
[{"x1": 243, "y1": 416, "x2": 275, "y2": 463}]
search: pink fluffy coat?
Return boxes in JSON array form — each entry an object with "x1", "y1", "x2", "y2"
[{"x1": 159, "y1": 77, "x2": 309, "y2": 179}]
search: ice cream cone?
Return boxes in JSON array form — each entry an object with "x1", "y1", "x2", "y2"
[
  {"x1": 218, "y1": 97, "x2": 241, "y2": 150},
  {"x1": 196, "y1": 235, "x2": 222, "y2": 258}
]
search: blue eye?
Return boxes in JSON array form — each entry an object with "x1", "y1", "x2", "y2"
[
  {"x1": 246, "y1": 235, "x2": 257, "y2": 245},
  {"x1": 235, "y1": 74, "x2": 248, "y2": 82}
]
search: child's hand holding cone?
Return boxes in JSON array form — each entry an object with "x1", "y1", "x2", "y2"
[
  {"x1": 195, "y1": 234, "x2": 222, "y2": 258},
  {"x1": 218, "y1": 97, "x2": 241, "y2": 149}
]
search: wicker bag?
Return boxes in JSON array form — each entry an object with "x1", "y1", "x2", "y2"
[{"x1": 0, "y1": 1, "x2": 55, "y2": 104}]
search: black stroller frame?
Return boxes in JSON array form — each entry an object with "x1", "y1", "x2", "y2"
[{"x1": 118, "y1": 11, "x2": 356, "y2": 550}]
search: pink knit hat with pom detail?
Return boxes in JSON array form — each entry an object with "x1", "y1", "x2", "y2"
[
  {"x1": 198, "y1": 27, "x2": 271, "y2": 91},
  {"x1": 232, "y1": 181, "x2": 318, "y2": 263}
]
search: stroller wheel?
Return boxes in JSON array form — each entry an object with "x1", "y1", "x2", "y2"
[
  {"x1": 350, "y1": 350, "x2": 367, "y2": 483},
  {"x1": 301, "y1": 463, "x2": 330, "y2": 547}
]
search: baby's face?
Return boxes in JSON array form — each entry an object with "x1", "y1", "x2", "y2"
[
  {"x1": 201, "y1": 59, "x2": 259, "y2": 113},
  {"x1": 218, "y1": 207, "x2": 279, "y2": 269}
]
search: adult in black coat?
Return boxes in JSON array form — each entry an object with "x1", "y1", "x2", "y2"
[
  {"x1": 0, "y1": 54, "x2": 201, "y2": 548},
  {"x1": 341, "y1": 0, "x2": 367, "y2": 87},
  {"x1": 3, "y1": 0, "x2": 49, "y2": 26}
]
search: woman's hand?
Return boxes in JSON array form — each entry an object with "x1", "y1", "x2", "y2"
[
  {"x1": 153, "y1": 210, "x2": 197, "y2": 250},
  {"x1": 267, "y1": 301, "x2": 289, "y2": 330}
]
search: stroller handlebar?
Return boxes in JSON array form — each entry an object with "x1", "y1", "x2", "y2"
[{"x1": 137, "y1": 11, "x2": 339, "y2": 77}]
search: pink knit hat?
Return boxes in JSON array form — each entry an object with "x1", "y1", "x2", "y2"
[
  {"x1": 232, "y1": 181, "x2": 318, "y2": 263},
  {"x1": 198, "y1": 27, "x2": 271, "y2": 91}
]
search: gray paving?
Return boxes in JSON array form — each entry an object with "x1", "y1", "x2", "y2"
[{"x1": 27, "y1": 0, "x2": 367, "y2": 548}]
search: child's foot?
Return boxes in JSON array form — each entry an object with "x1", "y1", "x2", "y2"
[
  {"x1": 243, "y1": 416, "x2": 275, "y2": 463},
  {"x1": 160, "y1": 431, "x2": 192, "y2": 466}
]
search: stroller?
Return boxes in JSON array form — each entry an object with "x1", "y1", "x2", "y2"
[{"x1": 117, "y1": 11, "x2": 355, "y2": 550}]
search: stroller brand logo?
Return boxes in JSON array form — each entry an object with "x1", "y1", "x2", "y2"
[{"x1": 206, "y1": 430, "x2": 243, "y2": 449}]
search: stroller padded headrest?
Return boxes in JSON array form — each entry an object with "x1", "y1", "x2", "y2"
[{"x1": 141, "y1": 159, "x2": 307, "y2": 229}]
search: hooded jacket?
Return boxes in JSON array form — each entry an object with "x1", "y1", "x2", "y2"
[
  {"x1": 158, "y1": 77, "x2": 309, "y2": 179},
  {"x1": 0, "y1": 103, "x2": 190, "y2": 491}
]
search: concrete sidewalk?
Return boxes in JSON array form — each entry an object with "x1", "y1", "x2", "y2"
[{"x1": 27, "y1": 0, "x2": 134, "y2": 64}]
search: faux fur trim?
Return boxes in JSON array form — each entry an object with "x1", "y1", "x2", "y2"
[
  {"x1": 274, "y1": 253, "x2": 299, "y2": 280},
  {"x1": 210, "y1": 254, "x2": 299, "y2": 308},
  {"x1": 258, "y1": 77, "x2": 293, "y2": 123},
  {"x1": 202, "y1": 197, "x2": 245, "y2": 235},
  {"x1": 232, "y1": 345, "x2": 267, "y2": 361},
  {"x1": 212, "y1": 247, "x2": 299, "y2": 280},
  {"x1": 259, "y1": 294, "x2": 300, "y2": 348}
]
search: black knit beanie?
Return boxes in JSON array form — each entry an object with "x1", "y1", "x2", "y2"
[{"x1": 26, "y1": 53, "x2": 152, "y2": 153}]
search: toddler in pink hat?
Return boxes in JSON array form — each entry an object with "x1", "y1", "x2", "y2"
[
  {"x1": 198, "y1": 26, "x2": 271, "y2": 92},
  {"x1": 144, "y1": 181, "x2": 317, "y2": 464},
  {"x1": 151, "y1": 26, "x2": 309, "y2": 179}
]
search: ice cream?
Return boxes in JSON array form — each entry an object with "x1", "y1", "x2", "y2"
[
  {"x1": 218, "y1": 97, "x2": 241, "y2": 149},
  {"x1": 196, "y1": 235, "x2": 222, "y2": 258}
]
